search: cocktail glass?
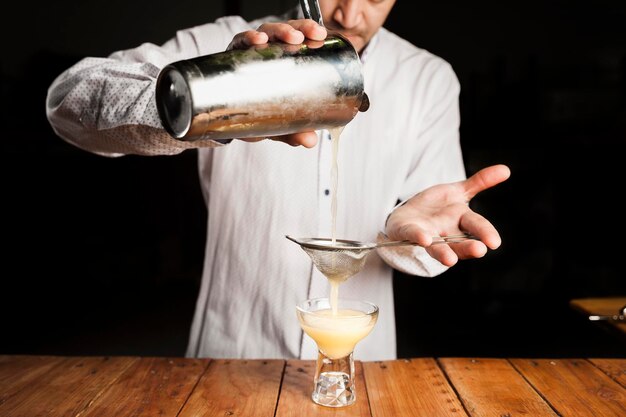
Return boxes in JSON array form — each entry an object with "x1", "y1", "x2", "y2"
[{"x1": 296, "y1": 297, "x2": 379, "y2": 407}]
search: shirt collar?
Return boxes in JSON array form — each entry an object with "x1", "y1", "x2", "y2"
[{"x1": 359, "y1": 31, "x2": 379, "y2": 64}]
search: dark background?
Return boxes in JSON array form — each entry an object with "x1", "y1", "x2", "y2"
[{"x1": 2, "y1": 0, "x2": 625, "y2": 358}]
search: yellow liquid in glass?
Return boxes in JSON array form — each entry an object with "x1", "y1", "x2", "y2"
[{"x1": 298, "y1": 308, "x2": 377, "y2": 359}]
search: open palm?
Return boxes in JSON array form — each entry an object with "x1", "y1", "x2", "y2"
[{"x1": 385, "y1": 164, "x2": 511, "y2": 266}]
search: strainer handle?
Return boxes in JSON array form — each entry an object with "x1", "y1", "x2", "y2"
[
  {"x1": 285, "y1": 235, "x2": 300, "y2": 245},
  {"x1": 433, "y1": 234, "x2": 478, "y2": 244},
  {"x1": 375, "y1": 240, "x2": 416, "y2": 248},
  {"x1": 377, "y1": 234, "x2": 478, "y2": 248}
]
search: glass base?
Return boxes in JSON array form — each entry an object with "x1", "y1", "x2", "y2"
[
  {"x1": 297, "y1": 299, "x2": 378, "y2": 408},
  {"x1": 312, "y1": 371, "x2": 355, "y2": 407}
]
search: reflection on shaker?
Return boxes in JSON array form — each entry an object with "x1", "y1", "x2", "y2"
[{"x1": 155, "y1": 35, "x2": 369, "y2": 142}]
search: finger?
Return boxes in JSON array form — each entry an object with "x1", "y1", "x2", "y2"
[
  {"x1": 427, "y1": 239, "x2": 488, "y2": 266},
  {"x1": 286, "y1": 19, "x2": 327, "y2": 40},
  {"x1": 304, "y1": 39, "x2": 325, "y2": 49},
  {"x1": 228, "y1": 30, "x2": 269, "y2": 50},
  {"x1": 389, "y1": 223, "x2": 433, "y2": 247},
  {"x1": 238, "y1": 136, "x2": 266, "y2": 143},
  {"x1": 463, "y1": 164, "x2": 511, "y2": 201},
  {"x1": 268, "y1": 131, "x2": 319, "y2": 148},
  {"x1": 447, "y1": 240, "x2": 488, "y2": 260},
  {"x1": 300, "y1": 132, "x2": 319, "y2": 148},
  {"x1": 256, "y1": 22, "x2": 305, "y2": 44},
  {"x1": 240, "y1": 132, "x2": 319, "y2": 147},
  {"x1": 459, "y1": 211, "x2": 502, "y2": 249},
  {"x1": 425, "y1": 244, "x2": 459, "y2": 267}
]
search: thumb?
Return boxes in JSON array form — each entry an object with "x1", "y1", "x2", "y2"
[{"x1": 463, "y1": 164, "x2": 511, "y2": 200}]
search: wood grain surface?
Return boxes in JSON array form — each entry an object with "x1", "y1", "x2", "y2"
[
  {"x1": 363, "y1": 358, "x2": 467, "y2": 417},
  {"x1": 439, "y1": 357, "x2": 558, "y2": 416},
  {"x1": 178, "y1": 358, "x2": 284, "y2": 417},
  {"x1": 0, "y1": 356, "x2": 136, "y2": 417},
  {"x1": 80, "y1": 356, "x2": 209, "y2": 417},
  {"x1": 1, "y1": 356, "x2": 625, "y2": 417},
  {"x1": 511, "y1": 358, "x2": 626, "y2": 416}
]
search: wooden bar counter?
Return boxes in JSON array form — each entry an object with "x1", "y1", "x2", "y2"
[{"x1": 1, "y1": 355, "x2": 625, "y2": 416}]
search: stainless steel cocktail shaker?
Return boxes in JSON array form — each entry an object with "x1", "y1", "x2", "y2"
[{"x1": 155, "y1": 34, "x2": 369, "y2": 142}]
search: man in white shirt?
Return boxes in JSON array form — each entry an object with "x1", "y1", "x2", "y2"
[{"x1": 46, "y1": 0, "x2": 510, "y2": 360}]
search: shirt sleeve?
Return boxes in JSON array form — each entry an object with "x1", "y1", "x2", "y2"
[
  {"x1": 45, "y1": 16, "x2": 250, "y2": 157},
  {"x1": 376, "y1": 58, "x2": 466, "y2": 277},
  {"x1": 376, "y1": 231, "x2": 449, "y2": 277}
]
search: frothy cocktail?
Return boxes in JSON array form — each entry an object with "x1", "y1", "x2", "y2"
[
  {"x1": 296, "y1": 298, "x2": 378, "y2": 407},
  {"x1": 298, "y1": 307, "x2": 377, "y2": 359}
]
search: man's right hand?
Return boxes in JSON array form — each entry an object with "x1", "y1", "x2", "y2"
[
  {"x1": 228, "y1": 19, "x2": 327, "y2": 50},
  {"x1": 227, "y1": 19, "x2": 328, "y2": 148}
]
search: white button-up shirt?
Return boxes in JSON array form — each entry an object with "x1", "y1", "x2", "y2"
[{"x1": 46, "y1": 10, "x2": 466, "y2": 361}]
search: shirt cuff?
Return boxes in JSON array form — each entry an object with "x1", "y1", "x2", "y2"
[
  {"x1": 375, "y1": 231, "x2": 448, "y2": 277},
  {"x1": 385, "y1": 198, "x2": 409, "y2": 227}
]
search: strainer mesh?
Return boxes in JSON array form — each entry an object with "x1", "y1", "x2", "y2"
[{"x1": 301, "y1": 246, "x2": 370, "y2": 282}]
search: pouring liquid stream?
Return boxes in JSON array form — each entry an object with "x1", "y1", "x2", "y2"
[{"x1": 328, "y1": 126, "x2": 345, "y2": 315}]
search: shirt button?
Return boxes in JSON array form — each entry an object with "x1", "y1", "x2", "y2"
[{"x1": 324, "y1": 189, "x2": 330, "y2": 196}]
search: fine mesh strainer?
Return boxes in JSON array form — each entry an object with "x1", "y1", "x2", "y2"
[{"x1": 286, "y1": 234, "x2": 477, "y2": 281}]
